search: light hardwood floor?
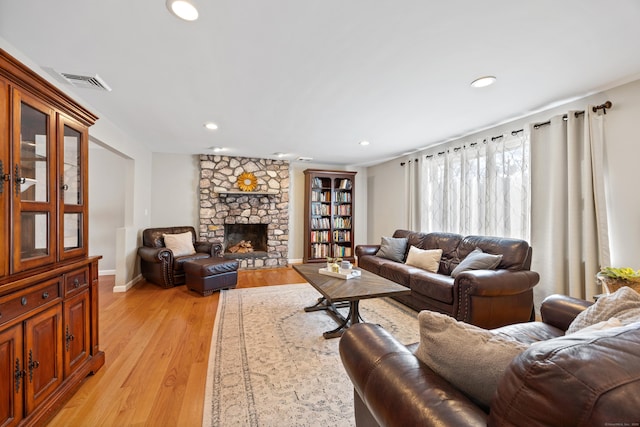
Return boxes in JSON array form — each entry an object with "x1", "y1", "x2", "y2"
[{"x1": 48, "y1": 267, "x2": 305, "y2": 427}]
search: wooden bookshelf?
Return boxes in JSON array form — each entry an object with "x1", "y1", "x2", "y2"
[{"x1": 303, "y1": 169, "x2": 356, "y2": 263}]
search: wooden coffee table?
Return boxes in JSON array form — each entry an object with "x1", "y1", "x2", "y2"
[{"x1": 293, "y1": 263, "x2": 411, "y2": 339}]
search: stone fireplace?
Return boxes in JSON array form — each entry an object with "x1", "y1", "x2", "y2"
[{"x1": 198, "y1": 155, "x2": 289, "y2": 269}]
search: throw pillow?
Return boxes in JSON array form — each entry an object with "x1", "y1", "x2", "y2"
[
  {"x1": 414, "y1": 310, "x2": 528, "y2": 407},
  {"x1": 405, "y1": 246, "x2": 443, "y2": 273},
  {"x1": 375, "y1": 236, "x2": 408, "y2": 263},
  {"x1": 451, "y1": 247, "x2": 503, "y2": 278},
  {"x1": 566, "y1": 286, "x2": 640, "y2": 334},
  {"x1": 163, "y1": 231, "x2": 196, "y2": 257}
]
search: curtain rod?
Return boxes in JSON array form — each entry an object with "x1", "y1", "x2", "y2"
[
  {"x1": 414, "y1": 100, "x2": 613, "y2": 162},
  {"x1": 533, "y1": 100, "x2": 612, "y2": 129}
]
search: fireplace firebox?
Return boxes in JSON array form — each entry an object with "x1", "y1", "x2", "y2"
[{"x1": 223, "y1": 224, "x2": 268, "y2": 257}]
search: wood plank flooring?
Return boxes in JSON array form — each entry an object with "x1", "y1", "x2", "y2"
[{"x1": 47, "y1": 267, "x2": 305, "y2": 427}]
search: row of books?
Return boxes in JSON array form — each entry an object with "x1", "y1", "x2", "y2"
[
  {"x1": 333, "y1": 217, "x2": 352, "y2": 229},
  {"x1": 332, "y1": 244, "x2": 352, "y2": 257},
  {"x1": 333, "y1": 230, "x2": 351, "y2": 242},
  {"x1": 310, "y1": 243, "x2": 330, "y2": 258},
  {"x1": 311, "y1": 190, "x2": 331, "y2": 202},
  {"x1": 335, "y1": 204, "x2": 351, "y2": 215},
  {"x1": 311, "y1": 217, "x2": 331, "y2": 229},
  {"x1": 310, "y1": 230, "x2": 330, "y2": 243},
  {"x1": 309, "y1": 243, "x2": 353, "y2": 259},
  {"x1": 311, "y1": 204, "x2": 331, "y2": 215},
  {"x1": 336, "y1": 179, "x2": 352, "y2": 190},
  {"x1": 334, "y1": 192, "x2": 352, "y2": 203}
]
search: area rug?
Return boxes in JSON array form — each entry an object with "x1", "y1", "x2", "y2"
[{"x1": 202, "y1": 283, "x2": 419, "y2": 427}]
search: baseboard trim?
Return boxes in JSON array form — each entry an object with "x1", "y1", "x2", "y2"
[
  {"x1": 99, "y1": 269, "x2": 116, "y2": 276},
  {"x1": 113, "y1": 274, "x2": 144, "y2": 293}
]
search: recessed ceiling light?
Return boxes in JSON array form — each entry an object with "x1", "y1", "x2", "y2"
[
  {"x1": 210, "y1": 147, "x2": 224, "y2": 153},
  {"x1": 470, "y1": 76, "x2": 497, "y2": 88},
  {"x1": 359, "y1": 140, "x2": 370, "y2": 146},
  {"x1": 273, "y1": 152, "x2": 287, "y2": 158},
  {"x1": 204, "y1": 122, "x2": 218, "y2": 130},
  {"x1": 166, "y1": 0, "x2": 199, "y2": 21}
]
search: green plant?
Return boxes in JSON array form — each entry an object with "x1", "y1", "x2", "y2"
[{"x1": 599, "y1": 266, "x2": 640, "y2": 282}]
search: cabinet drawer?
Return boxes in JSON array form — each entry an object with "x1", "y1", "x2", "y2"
[
  {"x1": 0, "y1": 279, "x2": 61, "y2": 327},
  {"x1": 64, "y1": 268, "x2": 89, "y2": 296}
]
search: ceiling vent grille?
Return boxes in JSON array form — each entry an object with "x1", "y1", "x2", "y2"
[
  {"x1": 296, "y1": 156, "x2": 313, "y2": 162},
  {"x1": 59, "y1": 72, "x2": 112, "y2": 91}
]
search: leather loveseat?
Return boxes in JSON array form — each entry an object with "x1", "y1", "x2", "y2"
[
  {"x1": 137, "y1": 226, "x2": 222, "y2": 288},
  {"x1": 356, "y1": 230, "x2": 539, "y2": 328},
  {"x1": 339, "y1": 294, "x2": 640, "y2": 426}
]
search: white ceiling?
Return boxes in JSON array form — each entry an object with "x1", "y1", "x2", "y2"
[{"x1": 2, "y1": 0, "x2": 640, "y2": 166}]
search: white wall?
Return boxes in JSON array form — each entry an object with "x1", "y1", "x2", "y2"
[
  {"x1": 88, "y1": 142, "x2": 126, "y2": 273},
  {"x1": 367, "y1": 77, "x2": 640, "y2": 270},
  {"x1": 150, "y1": 153, "x2": 199, "y2": 227}
]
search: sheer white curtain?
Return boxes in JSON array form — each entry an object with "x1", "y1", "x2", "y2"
[
  {"x1": 530, "y1": 109, "x2": 610, "y2": 303},
  {"x1": 421, "y1": 133, "x2": 530, "y2": 240}
]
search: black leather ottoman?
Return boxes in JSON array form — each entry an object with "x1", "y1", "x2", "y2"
[{"x1": 184, "y1": 258, "x2": 239, "y2": 296}]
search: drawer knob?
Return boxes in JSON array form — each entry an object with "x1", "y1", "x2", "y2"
[
  {"x1": 42, "y1": 292, "x2": 49, "y2": 299},
  {"x1": 21, "y1": 297, "x2": 27, "y2": 306},
  {"x1": 74, "y1": 278, "x2": 80, "y2": 288}
]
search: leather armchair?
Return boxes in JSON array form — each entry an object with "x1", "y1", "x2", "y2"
[{"x1": 137, "y1": 226, "x2": 222, "y2": 288}]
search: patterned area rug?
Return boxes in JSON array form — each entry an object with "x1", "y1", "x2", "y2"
[{"x1": 202, "y1": 283, "x2": 419, "y2": 427}]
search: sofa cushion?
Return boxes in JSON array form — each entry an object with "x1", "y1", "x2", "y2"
[
  {"x1": 567, "y1": 286, "x2": 640, "y2": 334},
  {"x1": 375, "y1": 236, "x2": 408, "y2": 262},
  {"x1": 405, "y1": 246, "x2": 442, "y2": 273},
  {"x1": 357, "y1": 254, "x2": 397, "y2": 275},
  {"x1": 164, "y1": 231, "x2": 196, "y2": 257},
  {"x1": 414, "y1": 311, "x2": 527, "y2": 408},
  {"x1": 450, "y1": 247, "x2": 502, "y2": 278},
  {"x1": 409, "y1": 271, "x2": 454, "y2": 304},
  {"x1": 489, "y1": 322, "x2": 640, "y2": 425},
  {"x1": 378, "y1": 262, "x2": 420, "y2": 287}
]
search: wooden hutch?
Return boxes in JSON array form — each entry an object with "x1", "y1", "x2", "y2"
[{"x1": 0, "y1": 49, "x2": 104, "y2": 426}]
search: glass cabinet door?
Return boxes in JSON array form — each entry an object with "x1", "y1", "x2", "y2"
[
  {"x1": 0, "y1": 79, "x2": 8, "y2": 277},
  {"x1": 12, "y1": 90, "x2": 57, "y2": 272},
  {"x1": 58, "y1": 116, "x2": 88, "y2": 259}
]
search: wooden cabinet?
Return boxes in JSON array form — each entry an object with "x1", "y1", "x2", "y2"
[
  {"x1": 0, "y1": 48, "x2": 104, "y2": 426},
  {"x1": 303, "y1": 169, "x2": 356, "y2": 263}
]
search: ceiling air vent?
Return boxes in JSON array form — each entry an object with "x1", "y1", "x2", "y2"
[
  {"x1": 59, "y1": 72, "x2": 112, "y2": 91},
  {"x1": 296, "y1": 156, "x2": 313, "y2": 162}
]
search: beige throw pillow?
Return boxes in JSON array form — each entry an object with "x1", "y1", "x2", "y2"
[
  {"x1": 163, "y1": 231, "x2": 196, "y2": 257},
  {"x1": 405, "y1": 246, "x2": 442, "y2": 273},
  {"x1": 414, "y1": 311, "x2": 528, "y2": 407}
]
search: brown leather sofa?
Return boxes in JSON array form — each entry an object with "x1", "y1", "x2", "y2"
[
  {"x1": 339, "y1": 294, "x2": 640, "y2": 426},
  {"x1": 137, "y1": 226, "x2": 222, "y2": 288},
  {"x1": 356, "y1": 230, "x2": 539, "y2": 328}
]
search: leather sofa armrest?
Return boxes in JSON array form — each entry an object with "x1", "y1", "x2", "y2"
[
  {"x1": 355, "y1": 245, "x2": 380, "y2": 258},
  {"x1": 540, "y1": 294, "x2": 592, "y2": 332},
  {"x1": 454, "y1": 269, "x2": 540, "y2": 296},
  {"x1": 138, "y1": 246, "x2": 173, "y2": 263},
  {"x1": 339, "y1": 323, "x2": 487, "y2": 427},
  {"x1": 195, "y1": 241, "x2": 223, "y2": 257}
]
